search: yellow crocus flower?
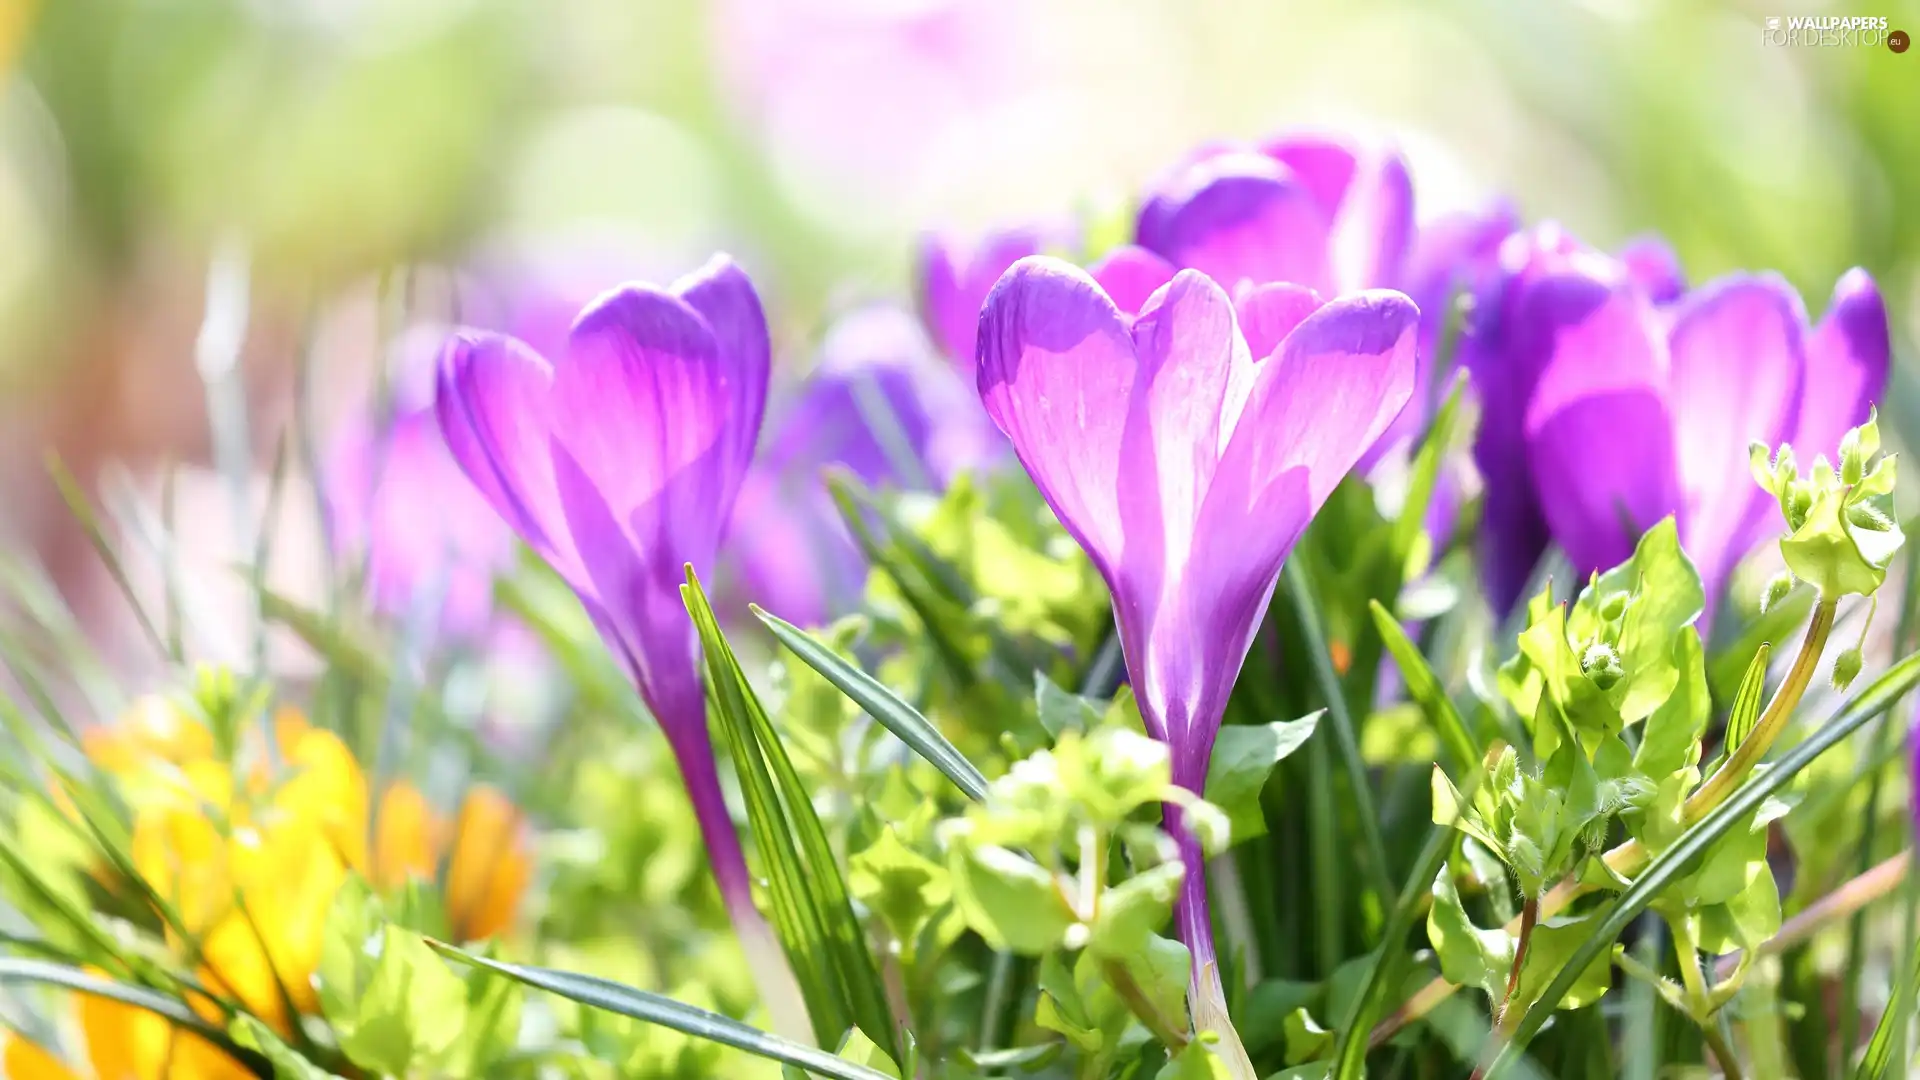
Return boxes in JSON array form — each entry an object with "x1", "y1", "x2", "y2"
[{"x1": 443, "y1": 786, "x2": 531, "y2": 942}]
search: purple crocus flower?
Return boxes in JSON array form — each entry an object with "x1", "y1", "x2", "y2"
[
  {"x1": 916, "y1": 226, "x2": 1047, "y2": 373},
  {"x1": 1469, "y1": 224, "x2": 1889, "y2": 619},
  {"x1": 977, "y1": 255, "x2": 1417, "y2": 1056},
  {"x1": 325, "y1": 331, "x2": 518, "y2": 641},
  {"x1": 432, "y1": 255, "x2": 812, "y2": 1042},
  {"x1": 730, "y1": 305, "x2": 988, "y2": 626},
  {"x1": 1135, "y1": 133, "x2": 1414, "y2": 299}
]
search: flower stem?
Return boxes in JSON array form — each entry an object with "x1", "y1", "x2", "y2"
[{"x1": 1496, "y1": 898, "x2": 1539, "y2": 1031}]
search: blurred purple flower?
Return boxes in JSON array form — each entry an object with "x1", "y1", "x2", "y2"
[
  {"x1": 1135, "y1": 133, "x2": 1414, "y2": 298},
  {"x1": 730, "y1": 305, "x2": 990, "y2": 626},
  {"x1": 324, "y1": 397, "x2": 516, "y2": 640},
  {"x1": 977, "y1": 255, "x2": 1416, "y2": 1057},
  {"x1": 1466, "y1": 224, "x2": 1889, "y2": 619},
  {"x1": 432, "y1": 255, "x2": 812, "y2": 1042},
  {"x1": 917, "y1": 227, "x2": 1046, "y2": 374}
]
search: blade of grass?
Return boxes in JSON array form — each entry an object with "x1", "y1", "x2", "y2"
[
  {"x1": 753, "y1": 606, "x2": 987, "y2": 802},
  {"x1": 45, "y1": 454, "x2": 168, "y2": 659},
  {"x1": 428, "y1": 943, "x2": 897, "y2": 1080},
  {"x1": 1369, "y1": 599, "x2": 1479, "y2": 774},
  {"x1": 0, "y1": 958, "x2": 272, "y2": 1077},
  {"x1": 1485, "y1": 647, "x2": 1920, "y2": 1078},
  {"x1": 1854, "y1": 892, "x2": 1920, "y2": 1079},
  {"x1": 1285, "y1": 561, "x2": 1395, "y2": 918},
  {"x1": 686, "y1": 568, "x2": 902, "y2": 1064},
  {"x1": 1389, "y1": 371, "x2": 1467, "y2": 566}
]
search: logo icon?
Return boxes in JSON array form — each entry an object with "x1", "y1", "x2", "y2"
[
  {"x1": 1767, "y1": 16, "x2": 1781, "y2": 30},
  {"x1": 1892, "y1": 28, "x2": 1911, "y2": 52}
]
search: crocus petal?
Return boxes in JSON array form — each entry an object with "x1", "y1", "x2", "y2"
[
  {"x1": 1617, "y1": 234, "x2": 1686, "y2": 303},
  {"x1": 1180, "y1": 290, "x2": 1418, "y2": 762},
  {"x1": 434, "y1": 333, "x2": 581, "y2": 582},
  {"x1": 1665, "y1": 273, "x2": 1807, "y2": 593},
  {"x1": 1233, "y1": 282, "x2": 1323, "y2": 364},
  {"x1": 1136, "y1": 151, "x2": 1332, "y2": 293},
  {"x1": 976, "y1": 257, "x2": 1145, "y2": 584},
  {"x1": 1794, "y1": 268, "x2": 1889, "y2": 461},
  {"x1": 1261, "y1": 134, "x2": 1357, "y2": 216},
  {"x1": 1087, "y1": 245, "x2": 1178, "y2": 317},
  {"x1": 551, "y1": 286, "x2": 737, "y2": 720},
  {"x1": 674, "y1": 254, "x2": 773, "y2": 499},
  {"x1": 1521, "y1": 273, "x2": 1681, "y2": 578},
  {"x1": 915, "y1": 227, "x2": 1045, "y2": 372}
]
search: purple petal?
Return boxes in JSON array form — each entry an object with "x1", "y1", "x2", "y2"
[
  {"x1": 326, "y1": 408, "x2": 515, "y2": 637},
  {"x1": 1180, "y1": 292, "x2": 1417, "y2": 735},
  {"x1": 915, "y1": 227, "x2": 1044, "y2": 375},
  {"x1": 1233, "y1": 282, "x2": 1323, "y2": 364},
  {"x1": 434, "y1": 332, "x2": 582, "y2": 582},
  {"x1": 1135, "y1": 151, "x2": 1332, "y2": 293},
  {"x1": 1665, "y1": 273, "x2": 1807, "y2": 594},
  {"x1": 1261, "y1": 135, "x2": 1357, "y2": 217},
  {"x1": 977, "y1": 257, "x2": 1146, "y2": 584},
  {"x1": 1520, "y1": 272, "x2": 1680, "y2": 578},
  {"x1": 1617, "y1": 234, "x2": 1686, "y2": 304},
  {"x1": 1087, "y1": 245, "x2": 1178, "y2": 317},
  {"x1": 1793, "y1": 268, "x2": 1889, "y2": 461},
  {"x1": 673, "y1": 254, "x2": 773, "y2": 499}
]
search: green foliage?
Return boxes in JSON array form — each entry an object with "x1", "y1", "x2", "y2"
[{"x1": 1755, "y1": 413, "x2": 1904, "y2": 599}]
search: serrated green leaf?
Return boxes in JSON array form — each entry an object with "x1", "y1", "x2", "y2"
[
  {"x1": 946, "y1": 843, "x2": 1074, "y2": 955},
  {"x1": 1634, "y1": 630, "x2": 1710, "y2": 779}
]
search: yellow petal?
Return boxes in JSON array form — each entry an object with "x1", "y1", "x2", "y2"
[
  {"x1": 268, "y1": 726, "x2": 369, "y2": 874},
  {"x1": 219, "y1": 821, "x2": 350, "y2": 1021},
  {"x1": 87, "y1": 696, "x2": 216, "y2": 776},
  {"x1": 372, "y1": 782, "x2": 442, "y2": 890},
  {"x1": 78, "y1": 975, "x2": 174, "y2": 1079},
  {"x1": 130, "y1": 800, "x2": 229, "y2": 934},
  {"x1": 444, "y1": 786, "x2": 531, "y2": 941},
  {"x1": 3, "y1": 1035, "x2": 82, "y2": 1080}
]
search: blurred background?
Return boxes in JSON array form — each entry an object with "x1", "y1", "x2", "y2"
[{"x1": 1, "y1": 0, "x2": 1917, "y2": 669}]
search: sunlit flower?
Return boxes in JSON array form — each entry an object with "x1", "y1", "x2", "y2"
[
  {"x1": 2, "y1": 978, "x2": 253, "y2": 1080},
  {"x1": 977, "y1": 255, "x2": 1416, "y2": 1066},
  {"x1": 432, "y1": 255, "x2": 813, "y2": 1042},
  {"x1": 916, "y1": 227, "x2": 1046, "y2": 374}
]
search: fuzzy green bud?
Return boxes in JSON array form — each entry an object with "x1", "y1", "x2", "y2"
[
  {"x1": 1581, "y1": 641, "x2": 1624, "y2": 690},
  {"x1": 1848, "y1": 502, "x2": 1893, "y2": 532},
  {"x1": 1785, "y1": 481, "x2": 1815, "y2": 532},
  {"x1": 1832, "y1": 648, "x2": 1863, "y2": 692},
  {"x1": 1840, "y1": 427, "x2": 1867, "y2": 486},
  {"x1": 1597, "y1": 591, "x2": 1630, "y2": 623},
  {"x1": 1760, "y1": 571, "x2": 1795, "y2": 614}
]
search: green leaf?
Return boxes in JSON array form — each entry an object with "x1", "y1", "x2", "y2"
[
  {"x1": 1425, "y1": 870, "x2": 1508, "y2": 1000},
  {"x1": 757, "y1": 606, "x2": 990, "y2": 801},
  {"x1": 441, "y1": 946, "x2": 526, "y2": 1076},
  {"x1": 230, "y1": 1016, "x2": 347, "y2": 1079},
  {"x1": 430, "y1": 943, "x2": 902, "y2": 1080},
  {"x1": 1369, "y1": 600, "x2": 1480, "y2": 772},
  {"x1": 1035, "y1": 672, "x2": 1105, "y2": 738},
  {"x1": 1284, "y1": 1007, "x2": 1334, "y2": 1065},
  {"x1": 1089, "y1": 861, "x2": 1184, "y2": 960},
  {"x1": 332, "y1": 925, "x2": 468, "y2": 1074},
  {"x1": 1128, "y1": 935, "x2": 1192, "y2": 1033},
  {"x1": 1203, "y1": 712, "x2": 1322, "y2": 844},
  {"x1": 1157, "y1": 1041, "x2": 1235, "y2": 1080},
  {"x1": 686, "y1": 569, "x2": 902, "y2": 1062},
  {"x1": 848, "y1": 826, "x2": 950, "y2": 952},
  {"x1": 1633, "y1": 629, "x2": 1711, "y2": 779},
  {"x1": 836, "y1": 1028, "x2": 905, "y2": 1079},
  {"x1": 1392, "y1": 370, "x2": 1469, "y2": 569},
  {"x1": 1854, "y1": 922, "x2": 1920, "y2": 1080},
  {"x1": 1484, "y1": 646, "x2": 1920, "y2": 1078},
  {"x1": 1605, "y1": 519, "x2": 1706, "y2": 722},
  {"x1": 946, "y1": 843, "x2": 1075, "y2": 955}
]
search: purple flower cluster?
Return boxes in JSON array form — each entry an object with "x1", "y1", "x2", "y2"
[{"x1": 323, "y1": 126, "x2": 1891, "y2": 1055}]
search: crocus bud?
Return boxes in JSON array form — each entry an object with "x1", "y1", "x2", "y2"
[
  {"x1": 1760, "y1": 572, "x2": 1795, "y2": 614},
  {"x1": 1833, "y1": 647, "x2": 1864, "y2": 692},
  {"x1": 1785, "y1": 481, "x2": 1814, "y2": 531},
  {"x1": 1581, "y1": 641, "x2": 1624, "y2": 690}
]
